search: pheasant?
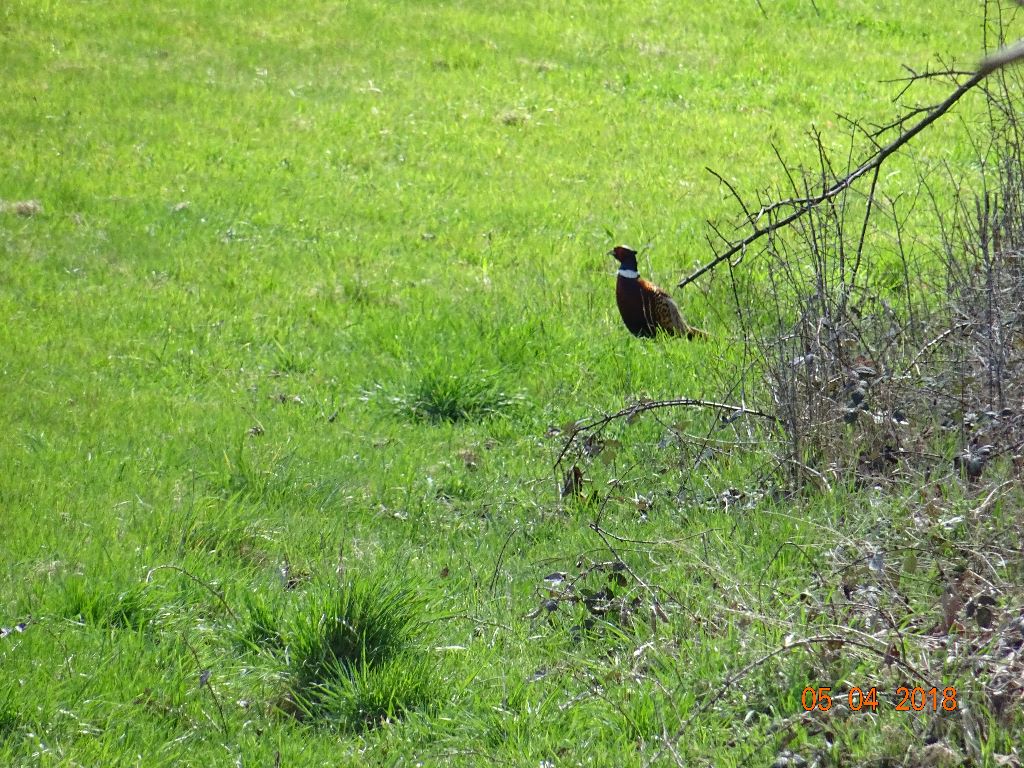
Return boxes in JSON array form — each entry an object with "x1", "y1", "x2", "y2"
[{"x1": 610, "y1": 245, "x2": 706, "y2": 339}]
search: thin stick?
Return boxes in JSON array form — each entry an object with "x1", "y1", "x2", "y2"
[
  {"x1": 556, "y1": 397, "x2": 779, "y2": 468},
  {"x1": 488, "y1": 525, "x2": 519, "y2": 595},
  {"x1": 182, "y1": 633, "x2": 230, "y2": 738}
]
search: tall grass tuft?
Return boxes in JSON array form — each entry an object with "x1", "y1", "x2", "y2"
[
  {"x1": 313, "y1": 653, "x2": 440, "y2": 733},
  {"x1": 397, "y1": 369, "x2": 520, "y2": 423},
  {"x1": 234, "y1": 589, "x2": 286, "y2": 652},
  {"x1": 0, "y1": 688, "x2": 21, "y2": 741},
  {"x1": 58, "y1": 579, "x2": 155, "y2": 631},
  {"x1": 285, "y1": 577, "x2": 439, "y2": 731}
]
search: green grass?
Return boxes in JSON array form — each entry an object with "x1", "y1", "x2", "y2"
[
  {"x1": 286, "y1": 578, "x2": 434, "y2": 724},
  {"x1": 1, "y1": 0, "x2": 1017, "y2": 765}
]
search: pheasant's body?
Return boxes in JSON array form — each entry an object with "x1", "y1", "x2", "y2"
[{"x1": 610, "y1": 246, "x2": 705, "y2": 339}]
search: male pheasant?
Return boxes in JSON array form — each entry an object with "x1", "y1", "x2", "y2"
[{"x1": 610, "y1": 245, "x2": 706, "y2": 339}]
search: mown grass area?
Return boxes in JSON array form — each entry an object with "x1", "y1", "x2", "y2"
[{"x1": 3, "y1": 1, "x2": 1017, "y2": 765}]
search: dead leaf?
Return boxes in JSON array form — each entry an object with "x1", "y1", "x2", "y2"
[
  {"x1": 883, "y1": 642, "x2": 901, "y2": 667},
  {"x1": 560, "y1": 465, "x2": 585, "y2": 499}
]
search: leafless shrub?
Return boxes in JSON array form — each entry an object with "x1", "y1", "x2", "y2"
[
  {"x1": 737, "y1": 52, "x2": 1024, "y2": 494},
  {"x1": 557, "y1": 6, "x2": 1024, "y2": 764},
  {"x1": 692, "y1": 5, "x2": 1024, "y2": 758}
]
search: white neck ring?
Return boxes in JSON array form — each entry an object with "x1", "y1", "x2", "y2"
[{"x1": 617, "y1": 269, "x2": 639, "y2": 279}]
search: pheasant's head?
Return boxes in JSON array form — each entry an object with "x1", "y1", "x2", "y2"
[{"x1": 609, "y1": 245, "x2": 638, "y2": 269}]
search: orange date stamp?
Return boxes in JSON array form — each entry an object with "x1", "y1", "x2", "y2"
[{"x1": 802, "y1": 686, "x2": 958, "y2": 713}]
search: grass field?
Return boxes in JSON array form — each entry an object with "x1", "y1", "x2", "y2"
[{"x1": 3, "y1": 1, "x2": 1019, "y2": 765}]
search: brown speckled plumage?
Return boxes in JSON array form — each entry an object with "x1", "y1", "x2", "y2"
[{"x1": 610, "y1": 246, "x2": 706, "y2": 339}]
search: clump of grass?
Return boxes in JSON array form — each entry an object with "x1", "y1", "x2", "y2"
[
  {"x1": 314, "y1": 653, "x2": 440, "y2": 733},
  {"x1": 397, "y1": 369, "x2": 519, "y2": 423},
  {"x1": 0, "y1": 689, "x2": 21, "y2": 741},
  {"x1": 58, "y1": 579, "x2": 155, "y2": 630},
  {"x1": 178, "y1": 513, "x2": 277, "y2": 565},
  {"x1": 234, "y1": 589, "x2": 286, "y2": 652},
  {"x1": 285, "y1": 577, "x2": 439, "y2": 731}
]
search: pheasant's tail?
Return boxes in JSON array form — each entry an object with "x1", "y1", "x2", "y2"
[
  {"x1": 662, "y1": 294, "x2": 708, "y2": 340},
  {"x1": 680, "y1": 322, "x2": 709, "y2": 340}
]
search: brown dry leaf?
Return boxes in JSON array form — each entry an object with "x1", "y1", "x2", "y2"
[
  {"x1": 560, "y1": 465, "x2": 585, "y2": 499},
  {"x1": 883, "y1": 641, "x2": 901, "y2": 667},
  {"x1": 940, "y1": 580, "x2": 966, "y2": 634}
]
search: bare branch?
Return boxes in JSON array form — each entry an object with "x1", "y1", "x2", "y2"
[
  {"x1": 980, "y1": 39, "x2": 1024, "y2": 76},
  {"x1": 705, "y1": 166, "x2": 756, "y2": 226},
  {"x1": 555, "y1": 397, "x2": 779, "y2": 469},
  {"x1": 678, "y1": 70, "x2": 987, "y2": 290}
]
